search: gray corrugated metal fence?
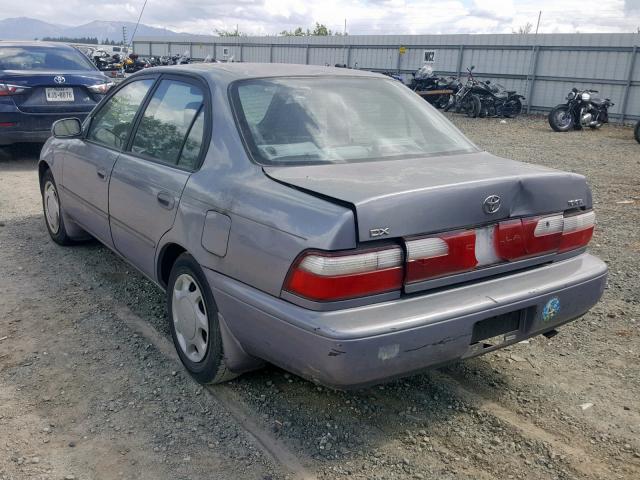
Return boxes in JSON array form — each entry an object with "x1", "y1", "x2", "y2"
[{"x1": 134, "y1": 33, "x2": 640, "y2": 122}]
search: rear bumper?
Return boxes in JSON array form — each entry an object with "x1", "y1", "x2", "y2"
[
  {"x1": 206, "y1": 253, "x2": 607, "y2": 389},
  {"x1": 0, "y1": 111, "x2": 89, "y2": 145}
]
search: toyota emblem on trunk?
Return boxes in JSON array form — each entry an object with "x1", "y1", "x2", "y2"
[
  {"x1": 54, "y1": 76, "x2": 66, "y2": 84},
  {"x1": 483, "y1": 195, "x2": 501, "y2": 214}
]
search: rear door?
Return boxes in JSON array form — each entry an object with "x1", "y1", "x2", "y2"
[
  {"x1": 109, "y1": 75, "x2": 209, "y2": 279},
  {"x1": 61, "y1": 77, "x2": 156, "y2": 246}
]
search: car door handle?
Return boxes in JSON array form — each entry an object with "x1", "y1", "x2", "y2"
[
  {"x1": 96, "y1": 168, "x2": 107, "y2": 181},
  {"x1": 156, "y1": 191, "x2": 175, "y2": 210}
]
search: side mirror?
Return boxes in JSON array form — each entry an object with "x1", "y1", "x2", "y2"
[
  {"x1": 470, "y1": 65, "x2": 475, "y2": 71},
  {"x1": 52, "y1": 118, "x2": 82, "y2": 139}
]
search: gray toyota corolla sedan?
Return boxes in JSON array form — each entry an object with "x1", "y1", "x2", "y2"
[{"x1": 38, "y1": 63, "x2": 607, "y2": 388}]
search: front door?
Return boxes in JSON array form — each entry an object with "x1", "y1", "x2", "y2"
[
  {"x1": 60, "y1": 78, "x2": 155, "y2": 246},
  {"x1": 109, "y1": 76, "x2": 207, "y2": 279}
]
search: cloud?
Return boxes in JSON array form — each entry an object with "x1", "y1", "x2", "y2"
[{"x1": 0, "y1": 0, "x2": 639, "y2": 35}]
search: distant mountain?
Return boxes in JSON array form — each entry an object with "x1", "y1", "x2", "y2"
[{"x1": 0, "y1": 17, "x2": 182, "y2": 42}]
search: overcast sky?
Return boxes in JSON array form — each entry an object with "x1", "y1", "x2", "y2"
[{"x1": 4, "y1": 0, "x2": 640, "y2": 35}]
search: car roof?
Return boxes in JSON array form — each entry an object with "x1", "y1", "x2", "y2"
[{"x1": 140, "y1": 62, "x2": 386, "y2": 85}]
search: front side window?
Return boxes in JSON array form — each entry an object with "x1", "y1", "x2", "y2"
[
  {"x1": 87, "y1": 79, "x2": 155, "y2": 149},
  {"x1": 131, "y1": 79, "x2": 204, "y2": 166},
  {"x1": 232, "y1": 77, "x2": 478, "y2": 166},
  {"x1": 0, "y1": 46, "x2": 96, "y2": 71}
]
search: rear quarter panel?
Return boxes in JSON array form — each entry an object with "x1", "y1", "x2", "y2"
[{"x1": 156, "y1": 77, "x2": 356, "y2": 296}]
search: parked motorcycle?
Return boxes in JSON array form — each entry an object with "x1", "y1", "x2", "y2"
[
  {"x1": 410, "y1": 65, "x2": 457, "y2": 108},
  {"x1": 123, "y1": 53, "x2": 150, "y2": 73},
  {"x1": 475, "y1": 81, "x2": 525, "y2": 118},
  {"x1": 443, "y1": 66, "x2": 486, "y2": 117},
  {"x1": 548, "y1": 88, "x2": 614, "y2": 132}
]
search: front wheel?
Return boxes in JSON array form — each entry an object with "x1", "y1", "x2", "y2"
[
  {"x1": 443, "y1": 95, "x2": 455, "y2": 112},
  {"x1": 464, "y1": 95, "x2": 481, "y2": 118},
  {"x1": 167, "y1": 253, "x2": 238, "y2": 384},
  {"x1": 548, "y1": 106, "x2": 574, "y2": 132},
  {"x1": 635, "y1": 121, "x2": 640, "y2": 143}
]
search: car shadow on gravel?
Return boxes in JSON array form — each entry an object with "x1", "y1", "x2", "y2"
[{"x1": 0, "y1": 143, "x2": 44, "y2": 169}]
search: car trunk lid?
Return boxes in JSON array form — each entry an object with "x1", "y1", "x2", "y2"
[
  {"x1": 263, "y1": 151, "x2": 592, "y2": 243},
  {"x1": 1, "y1": 70, "x2": 105, "y2": 114}
]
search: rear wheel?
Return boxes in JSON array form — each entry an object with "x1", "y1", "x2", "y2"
[
  {"x1": 41, "y1": 169, "x2": 74, "y2": 245},
  {"x1": 167, "y1": 253, "x2": 237, "y2": 384},
  {"x1": 548, "y1": 106, "x2": 574, "y2": 132},
  {"x1": 503, "y1": 98, "x2": 523, "y2": 118}
]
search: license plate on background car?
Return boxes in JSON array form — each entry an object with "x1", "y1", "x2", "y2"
[{"x1": 45, "y1": 88, "x2": 74, "y2": 102}]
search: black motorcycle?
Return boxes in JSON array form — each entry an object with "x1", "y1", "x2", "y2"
[
  {"x1": 409, "y1": 65, "x2": 457, "y2": 108},
  {"x1": 443, "y1": 66, "x2": 488, "y2": 117},
  {"x1": 635, "y1": 120, "x2": 640, "y2": 143},
  {"x1": 548, "y1": 88, "x2": 614, "y2": 132},
  {"x1": 475, "y1": 81, "x2": 525, "y2": 118}
]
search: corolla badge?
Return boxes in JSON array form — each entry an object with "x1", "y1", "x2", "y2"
[
  {"x1": 542, "y1": 297, "x2": 561, "y2": 322},
  {"x1": 54, "y1": 76, "x2": 66, "y2": 84},
  {"x1": 482, "y1": 194, "x2": 501, "y2": 214}
]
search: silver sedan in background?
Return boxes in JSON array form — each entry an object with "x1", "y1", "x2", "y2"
[{"x1": 38, "y1": 64, "x2": 607, "y2": 388}]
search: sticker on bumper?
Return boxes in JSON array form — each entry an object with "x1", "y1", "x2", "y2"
[{"x1": 542, "y1": 297, "x2": 561, "y2": 322}]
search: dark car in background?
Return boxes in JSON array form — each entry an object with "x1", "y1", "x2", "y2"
[{"x1": 0, "y1": 41, "x2": 113, "y2": 146}]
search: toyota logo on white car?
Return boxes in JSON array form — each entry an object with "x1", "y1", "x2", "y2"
[{"x1": 54, "y1": 76, "x2": 66, "y2": 84}]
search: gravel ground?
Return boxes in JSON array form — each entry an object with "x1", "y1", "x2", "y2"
[{"x1": 1, "y1": 114, "x2": 639, "y2": 480}]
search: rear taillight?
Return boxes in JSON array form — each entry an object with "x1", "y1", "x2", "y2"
[
  {"x1": 0, "y1": 83, "x2": 29, "y2": 96},
  {"x1": 559, "y1": 210, "x2": 595, "y2": 252},
  {"x1": 284, "y1": 210, "x2": 595, "y2": 302},
  {"x1": 87, "y1": 82, "x2": 115, "y2": 94},
  {"x1": 285, "y1": 246, "x2": 404, "y2": 301},
  {"x1": 405, "y1": 230, "x2": 477, "y2": 283},
  {"x1": 495, "y1": 211, "x2": 594, "y2": 261}
]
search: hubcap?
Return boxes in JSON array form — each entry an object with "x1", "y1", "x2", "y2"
[
  {"x1": 556, "y1": 110, "x2": 571, "y2": 127},
  {"x1": 172, "y1": 273, "x2": 209, "y2": 363},
  {"x1": 43, "y1": 181, "x2": 60, "y2": 234}
]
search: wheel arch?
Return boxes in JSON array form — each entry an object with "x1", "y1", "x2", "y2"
[
  {"x1": 157, "y1": 242, "x2": 188, "y2": 289},
  {"x1": 38, "y1": 160, "x2": 52, "y2": 190}
]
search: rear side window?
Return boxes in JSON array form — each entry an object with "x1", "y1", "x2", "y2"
[
  {"x1": 130, "y1": 79, "x2": 204, "y2": 166},
  {"x1": 0, "y1": 46, "x2": 95, "y2": 71},
  {"x1": 87, "y1": 79, "x2": 155, "y2": 149}
]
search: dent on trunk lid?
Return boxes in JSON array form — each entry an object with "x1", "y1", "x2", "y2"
[{"x1": 264, "y1": 152, "x2": 591, "y2": 241}]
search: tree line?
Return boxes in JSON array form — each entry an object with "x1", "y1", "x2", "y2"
[
  {"x1": 38, "y1": 36, "x2": 122, "y2": 45},
  {"x1": 215, "y1": 23, "x2": 346, "y2": 37}
]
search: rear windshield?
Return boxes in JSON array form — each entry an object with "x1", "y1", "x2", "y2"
[
  {"x1": 231, "y1": 76, "x2": 478, "y2": 166},
  {"x1": 0, "y1": 46, "x2": 96, "y2": 71}
]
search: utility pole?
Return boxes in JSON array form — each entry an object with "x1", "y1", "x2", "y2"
[
  {"x1": 129, "y1": 0, "x2": 149, "y2": 49},
  {"x1": 535, "y1": 11, "x2": 542, "y2": 34},
  {"x1": 122, "y1": 26, "x2": 127, "y2": 45}
]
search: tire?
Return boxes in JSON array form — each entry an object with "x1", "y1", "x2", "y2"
[
  {"x1": 443, "y1": 96, "x2": 454, "y2": 112},
  {"x1": 635, "y1": 121, "x2": 640, "y2": 144},
  {"x1": 167, "y1": 253, "x2": 238, "y2": 384},
  {"x1": 548, "y1": 106, "x2": 574, "y2": 132},
  {"x1": 465, "y1": 95, "x2": 481, "y2": 118},
  {"x1": 41, "y1": 168, "x2": 75, "y2": 246},
  {"x1": 504, "y1": 98, "x2": 523, "y2": 118}
]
